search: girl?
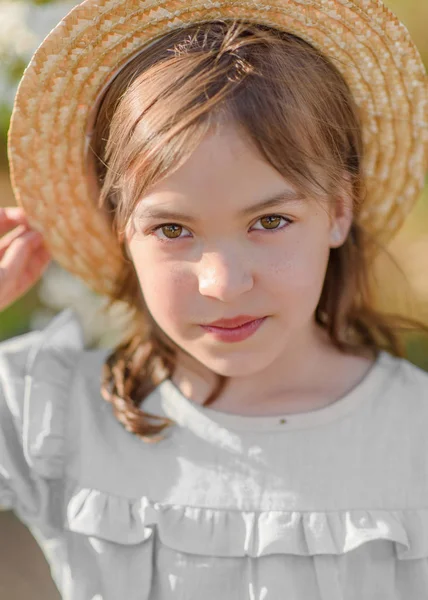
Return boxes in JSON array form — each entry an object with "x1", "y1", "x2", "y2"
[{"x1": 2, "y1": 1, "x2": 428, "y2": 598}]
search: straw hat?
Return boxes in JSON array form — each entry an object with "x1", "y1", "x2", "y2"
[{"x1": 7, "y1": 0, "x2": 428, "y2": 297}]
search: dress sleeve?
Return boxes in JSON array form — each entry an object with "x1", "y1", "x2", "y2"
[{"x1": 0, "y1": 309, "x2": 84, "y2": 525}]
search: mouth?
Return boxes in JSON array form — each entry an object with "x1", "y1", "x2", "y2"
[
  {"x1": 199, "y1": 317, "x2": 267, "y2": 343},
  {"x1": 203, "y1": 315, "x2": 265, "y2": 328}
]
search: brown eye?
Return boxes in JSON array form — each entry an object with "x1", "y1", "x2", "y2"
[
  {"x1": 160, "y1": 224, "x2": 183, "y2": 239},
  {"x1": 259, "y1": 215, "x2": 282, "y2": 229}
]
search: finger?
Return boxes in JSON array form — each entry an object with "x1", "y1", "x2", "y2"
[
  {"x1": 0, "y1": 224, "x2": 31, "y2": 260},
  {"x1": 0, "y1": 207, "x2": 29, "y2": 235},
  {"x1": 21, "y1": 246, "x2": 52, "y2": 285},
  {"x1": 8, "y1": 247, "x2": 52, "y2": 300},
  {"x1": 0, "y1": 225, "x2": 44, "y2": 262},
  {"x1": 0, "y1": 235, "x2": 51, "y2": 309},
  {"x1": 1, "y1": 229, "x2": 47, "y2": 273}
]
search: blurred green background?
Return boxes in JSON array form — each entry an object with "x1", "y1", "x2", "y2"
[{"x1": 0, "y1": 0, "x2": 427, "y2": 368}]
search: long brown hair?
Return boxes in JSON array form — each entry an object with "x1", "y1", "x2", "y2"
[{"x1": 89, "y1": 20, "x2": 422, "y2": 442}]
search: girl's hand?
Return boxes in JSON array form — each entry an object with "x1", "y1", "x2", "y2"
[{"x1": 0, "y1": 207, "x2": 52, "y2": 313}]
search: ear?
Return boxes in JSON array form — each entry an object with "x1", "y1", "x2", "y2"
[{"x1": 328, "y1": 173, "x2": 354, "y2": 248}]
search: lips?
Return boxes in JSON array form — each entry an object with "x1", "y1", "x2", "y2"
[
  {"x1": 200, "y1": 317, "x2": 267, "y2": 342},
  {"x1": 204, "y1": 315, "x2": 262, "y2": 328}
]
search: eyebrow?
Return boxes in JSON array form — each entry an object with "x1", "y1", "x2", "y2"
[{"x1": 137, "y1": 189, "x2": 305, "y2": 223}]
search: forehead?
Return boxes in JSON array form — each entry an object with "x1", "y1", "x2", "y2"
[{"x1": 135, "y1": 124, "x2": 307, "y2": 216}]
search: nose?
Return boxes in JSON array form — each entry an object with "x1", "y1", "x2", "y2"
[{"x1": 197, "y1": 245, "x2": 254, "y2": 301}]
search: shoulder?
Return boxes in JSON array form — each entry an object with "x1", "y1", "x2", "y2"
[
  {"x1": 386, "y1": 351, "x2": 428, "y2": 395},
  {"x1": 0, "y1": 308, "x2": 85, "y2": 408},
  {"x1": 0, "y1": 309, "x2": 86, "y2": 478},
  {"x1": 0, "y1": 308, "x2": 84, "y2": 374},
  {"x1": 373, "y1": 351, "x2": 428, "y2": 427}
]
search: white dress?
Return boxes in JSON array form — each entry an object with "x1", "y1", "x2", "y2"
[{"x1": 1, "y1": 308, "x2": 428, "y2": 600}]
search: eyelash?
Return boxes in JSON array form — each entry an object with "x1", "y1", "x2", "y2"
[{"x1": 150, "y1": 214, "x2": 293, "y2": 242}]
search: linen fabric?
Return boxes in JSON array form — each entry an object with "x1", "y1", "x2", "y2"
[{"x1": 1, "y1": 309, "x2": 428, "y2": 600}]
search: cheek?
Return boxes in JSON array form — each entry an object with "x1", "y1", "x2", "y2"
[
  {"x1": 133, "y1": 259, "x2": 193, "y2": 325},
  {"x1": 264, "y1": 237, "x2": 330, "y2": 304}
]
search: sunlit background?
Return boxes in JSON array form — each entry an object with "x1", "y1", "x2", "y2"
[{"x1": 0, "y1": 2, "x2": 427, "y2": 595}]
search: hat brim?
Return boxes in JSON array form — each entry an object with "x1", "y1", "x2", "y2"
[{"x1": 7, "y1": 0, "x2": 428, "y2": 297}]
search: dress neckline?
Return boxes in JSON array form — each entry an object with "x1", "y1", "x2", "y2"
[{"x1": 158, "y1": 351, "x2": 394, "y2": 432}]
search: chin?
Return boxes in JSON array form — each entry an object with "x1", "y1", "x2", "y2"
[{"x1": 196, "y1": 351, "x2": 276, "y2": 378}]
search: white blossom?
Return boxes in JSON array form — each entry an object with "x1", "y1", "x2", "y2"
[
  {"x1": 32, "y1": 262, "x2": 134, "y2": 349},
  {"x1": 0, "y1": 2, "x2": 37, "y2": 62}
]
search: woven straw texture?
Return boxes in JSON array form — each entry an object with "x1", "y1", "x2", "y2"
[{"x1": 7, "y1": 0, "x2": 428, "y2": 297}]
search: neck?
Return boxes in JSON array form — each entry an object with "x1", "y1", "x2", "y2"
[{"x1": 171, "y1": 319, "x2": 343, "y2": 409}]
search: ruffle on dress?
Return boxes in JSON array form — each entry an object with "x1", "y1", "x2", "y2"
[
  {"x1": 65, "y1": 485, "x2": 428, "y2": 560},
  {"x1": 7, "y1": 309, "x2": 428, "y2": 564},
  {"x1": 21, "y1": 308, "x2": 84, "y2": 478}
]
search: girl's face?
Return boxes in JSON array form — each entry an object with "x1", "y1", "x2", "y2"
[{"x1": 125, "y1": 122, "x2": 351, "y2": 378}]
